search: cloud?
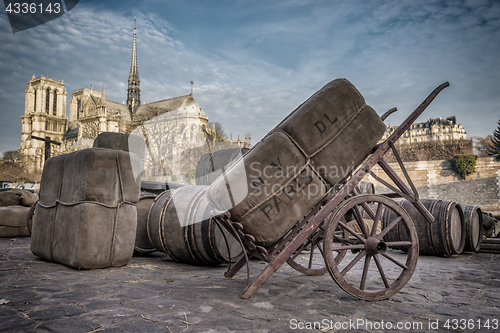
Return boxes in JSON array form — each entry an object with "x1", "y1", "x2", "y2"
[{"x1": 1, "y1": 0, "x2": 499, "y2": 155}]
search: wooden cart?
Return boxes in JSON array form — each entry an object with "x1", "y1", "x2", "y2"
[{"x1": 212, "y1": 82, "x2": 449, "y2": 301}]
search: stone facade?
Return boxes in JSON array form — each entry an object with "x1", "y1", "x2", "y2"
[
  {"x1": 382, "y1": 116, "x2": 467, "y2": 145},
  {"x1": 366, "y1": 157, "x2": 500, "y2": 214},
  {"x1": 19, "y1": 75, "x2": 68, "y2": 172}
]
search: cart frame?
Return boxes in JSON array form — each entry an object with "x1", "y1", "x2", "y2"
[{"x1": 212, "y1": 82, "x2": 450, "y2": 300}]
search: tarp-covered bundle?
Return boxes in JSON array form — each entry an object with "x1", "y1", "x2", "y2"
[
  {"x1": 0, "y1": 206, "x2": 31, "y2": 237},
  {"x1": 207, "y1": 79, "x2": 385, "y2": 246},
  {"x1": 0, "y1": 189, "x2": 38, "y2": 207},
  {"x1": 30, "y1": 148, "x2": 142, "y2": 269}
]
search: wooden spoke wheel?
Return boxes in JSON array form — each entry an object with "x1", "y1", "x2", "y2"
[
  {"x1": 287, "y1": 215, "x2": 348, "y2": 276},
  {"x1": 323, "y1": 194, "x2": 419, "y2": 301}
]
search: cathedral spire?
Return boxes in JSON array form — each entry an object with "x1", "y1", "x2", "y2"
[
  {"x1": 102, "y1": 82, "x2": 106, "y2": 105},
  {"x1": 127, "y1": 18, "x2": 140, "y2": 116}
]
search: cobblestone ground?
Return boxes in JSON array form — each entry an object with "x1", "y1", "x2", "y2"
[{"x1": 0, "y1": 237, "x2": 499, "y2": 333}]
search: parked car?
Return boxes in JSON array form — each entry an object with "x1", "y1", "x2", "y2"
[
  {"x1": 0, "y1": 181, "x2": 12, "y2": 189},
  {"x1": 15, "y1": 183, "x2": 35, "y2": 190}
]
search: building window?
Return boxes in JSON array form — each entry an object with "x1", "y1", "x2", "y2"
[
  {"x1": 53, "y1": 122, "x2": 57, "y2": 132},
  {"x1": 46, "y1": 88, "x2": 50, "y2": 113},
  {"x1": 53, "y1": 91, "x2": 57, "y2": 115},
  {"x1": 34, "y1": 90, "x2": 37, "y2": 112}
]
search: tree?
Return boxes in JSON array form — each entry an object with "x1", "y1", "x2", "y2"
[
  {"x1": 450, "y1": 154, "x2": 479, "y2": 180},
  {"x1": 472, "y1": 135, "x2": 493, "y2": 157},
  {"x1": 207, "y1": 121, "x2": 227, "y2": 141},
  {"x1": 0, "y1": 150, "x2": 40, "y2": 183},
  {"x1": 487, "y1": 119, "x2": 500, "y2": 157},
  {"x1": 2, "y1": 150, "x2": 19, "y2": 164}
]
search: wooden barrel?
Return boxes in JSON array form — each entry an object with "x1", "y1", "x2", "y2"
[
  {"x1": 147, "y1": 186, "x2": 243, "y2": 265},
  {"x1": 383, "y1": 199, "x2": 465, "y2": 256},
  {"x1": 459, "y1": 204, "x2": 483, "y2": 253},
  {"x1": 195, "y1": 148, "x2": 249, "y2": 185},
  {"x1": 356, "y1": 181, "x2": 375, "y2": 194},
  {"x1": 134, "y1": 193, "x2": 158, "y2": 254}
]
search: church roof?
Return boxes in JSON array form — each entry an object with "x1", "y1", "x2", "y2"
[
  {"x1": 133, "y1": 94, "x2": 206, "y2": 122},
  {"x1": 106, "y1": 100, "x2": 132, "y2": 121}
]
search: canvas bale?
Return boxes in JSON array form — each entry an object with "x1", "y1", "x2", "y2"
[
  {"x1": 30, "y1": 148, "x2": 141, "y2": 269},
  {"x1": 208, "y1": 131, "x2": 327, "y2": 246},
  {"x1": 0, "y1": 189, "x2": 38, "y2": 207},
  {"x1": 273, "y1": 78, "x2": 385, "y2": 186},
  {"x1": 0, "y1": 206, "x2": 31, "y2": 237},
  {"x1": 207, "y1": 78, "x2": 384, "y2": 247},
  {"x1": 93, "y1": 132, "x2": 146, "y2": 159},
  {"x1": 195, "y1": 148, "x2": 250, "y2": 185}
]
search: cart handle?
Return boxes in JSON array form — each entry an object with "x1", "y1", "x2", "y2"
[{"x1": 381, "y1": 107, "x2": 397, "y2": 121}]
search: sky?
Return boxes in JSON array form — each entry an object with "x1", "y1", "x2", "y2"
[{"x1": 0, "y1": 0, "x2": 499, "y2": 155}]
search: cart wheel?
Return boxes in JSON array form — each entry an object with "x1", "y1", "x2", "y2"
[
  {"x1": 287, "y1": 215, "x2": 348, "y2": 276},
  {"x1": 323, "y1": 194, "x2": 418, "y2": 301}
]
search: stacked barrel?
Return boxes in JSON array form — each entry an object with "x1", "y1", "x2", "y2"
[{"x1": 382, "y1": 199, "x2": 483, "y2": 256}]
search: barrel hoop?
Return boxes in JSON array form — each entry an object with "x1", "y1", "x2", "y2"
[
  {"x1": 184, "y1": 188, "x2": 212, "y2": 265},
  {"x1": 473, "y1": 206, "x2": 484, "y2": 251},
  {"x1": 146, "y1": 190, "x2": 171, "y2": 253},
  {"x1": 454, "y1": 203, "x2": 466, "y2": 254},
  {"x1": 426, "y1": 199, "x2": 440, "y2": 256},
  {"x1": 150, "y1": 191, "x2": 172, "y2": 256},
  {"x1": 440, "y1": 201, "x2": 453, "y2": 256},
  {"x1": 135, "y1": 195, "x2": 157, "y2": 253},
  {"x1": 201, "y1": 202, "x2": 225, "y2": 263},
  {"x1": 159, "y1": 188, "x2": 182, "y2": 261}
]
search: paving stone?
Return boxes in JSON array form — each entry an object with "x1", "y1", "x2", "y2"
[{"x1": 1, "y1": 238, "x2": 499, "y2": 332}]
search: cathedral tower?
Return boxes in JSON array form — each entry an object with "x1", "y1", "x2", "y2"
[
  {"x1": 19, "y1": 75, "x2": 68, "y2": 172},
  {"x1": 127, "y1": 22, "x2": 140, "y2": 116}
]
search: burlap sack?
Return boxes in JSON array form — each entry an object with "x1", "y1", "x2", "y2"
[
  {"x1": 0, "y1": 206, "x2": 31, "y2": 237},
  {"x1": 207, "y1": 79, "x2": 385, "y2": 247},
  {"x1": 30, "y1": 148, "x2": 142, "y2": 269},
  {"x1": 0, "y1": 189, "x2": 38, "y2": 207}
]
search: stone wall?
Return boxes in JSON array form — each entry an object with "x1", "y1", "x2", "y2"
[{"x1": 366, "y1": 157, "x2": 500, "y2": 215}]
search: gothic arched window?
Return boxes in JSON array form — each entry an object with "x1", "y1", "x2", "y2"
[
  {"x1": 53, "y1": 91, "x2": 57, "y2": 115},
  {"x1": 46, "y1": 88, "x2": 50, "y2": 113},
  {"x1": 34, "y1": 90, "x2": 37, "y2": 112}
]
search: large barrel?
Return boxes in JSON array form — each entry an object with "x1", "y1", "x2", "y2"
[
  {"x1": 356, "y1": 181, "x2": 375, "y2": 194},
  {"x1": 134, "y1": 193, "x2": 158, "y2": 254},
  {"x1": 147, "y1": 186, "x2": 243, "y2": 265},
  {"x1": 207, "y1": 79, "x2": 385, "y2": 246},
  {"x1": 195, "y1": 148, "x2": 250, "y2": 185},
  {"x1": 383, "y1": 199, "x2": 465, "y2": 256},
  {"x1": 459, "y1": 204, "x2": 483, "y2": 253}
]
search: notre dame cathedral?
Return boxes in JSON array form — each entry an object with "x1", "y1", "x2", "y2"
[{"x1": 19, "y1": 25, "x2": 248, "y2": 178}]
